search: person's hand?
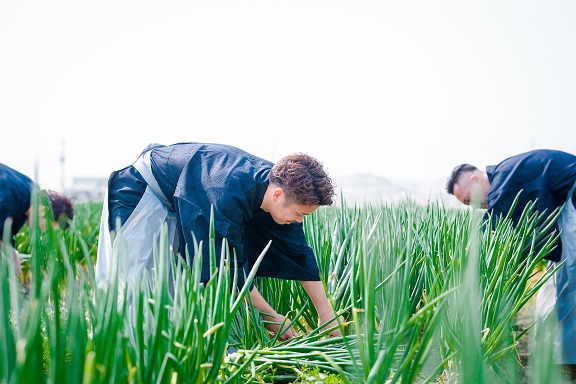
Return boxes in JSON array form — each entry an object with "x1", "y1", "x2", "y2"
[
  {"x1": 299, "y1": 281, "x2": 346, "y2": 337},
  {"x1": 249, "y1": 287, "x2": 298, "y2": 341},
  {"x1": 319, "y1": 313, "x2": 345, "y2": 337},
  {"x1": 263, "y1": 313, "x2": 298, "y2": 341}
]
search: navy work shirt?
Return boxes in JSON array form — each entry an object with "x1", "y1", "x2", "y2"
[
  {"x1": 109, "y1": 142, "x2": 321, "y2": 285},
  {"x1": 485, "y1": 149, "x2": 576, "y2": 262},
  {"x1": 0, "y1": 163, "x2": 34, "y2": 245}
]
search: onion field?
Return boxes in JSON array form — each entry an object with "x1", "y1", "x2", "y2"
[{"x1": 0, "y1": 196, "x2": 562, "y2": 383}]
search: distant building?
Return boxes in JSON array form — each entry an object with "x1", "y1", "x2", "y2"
[{"x1": 65, "y1": 177, "x2": 107, "y2": 202}]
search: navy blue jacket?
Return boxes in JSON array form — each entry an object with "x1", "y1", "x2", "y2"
[
  {"x1": 0, "y1": 163, "x2": 34, "y2": 245},
  {"x1": 485, "y1": 149, "x2": 576, "y2": 261},
  {"x1": 107, "y1": 142, "x2": 321, "y2": 285}
]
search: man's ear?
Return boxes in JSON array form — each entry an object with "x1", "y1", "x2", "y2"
[
  {"x1": 272, "y1": 187, "x2": 284, "y2": 202},
  {"x1": 470, "y1": 174, "x2": 479, "y2": 182}
]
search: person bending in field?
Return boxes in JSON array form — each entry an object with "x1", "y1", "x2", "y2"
[
  {"x1": 446, "y1": 149, "x2": 576, "y2": 378},
  {"x1": 96, "y1": 142, "x2": 343, "y2": 340},
  {"x1": 0, "y1": 162, "x2": 74, "y2": 277}
]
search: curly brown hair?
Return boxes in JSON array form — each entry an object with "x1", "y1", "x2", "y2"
[
  {"x1": 43, "y1": 189, "x2": 75, "y2": 230},
  {"x1": 269, "y1": 153, "x2": 336, "y2": 206}
]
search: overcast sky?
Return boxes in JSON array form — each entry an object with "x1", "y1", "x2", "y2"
[{"x1": 1, "y1": 1, "x2": 575, "y2": 199}]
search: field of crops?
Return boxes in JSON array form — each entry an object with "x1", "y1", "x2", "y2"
[{"x1": 0, "y1": 197, "x2": 564, "y2": 383}]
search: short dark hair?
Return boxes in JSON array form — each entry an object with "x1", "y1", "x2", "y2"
[
  {"x1": 446, "y1": 164, "x2": 478, "y2": 195},
  {"x1": 269, "y1": 153, "x2": 336, "y2": 206},
  {"x1": 43, "y1": 189, "x2": 74, "y2": 230}
]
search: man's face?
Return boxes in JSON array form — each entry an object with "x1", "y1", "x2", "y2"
[
  {"x1": 453, "y1": 173, "x2": 488, "y2": 209},
  {"x1": 268, "y1": 188, "x2": 319, "y2": 225},
  {"x1": 31, "y1": 205, "x2": 48, "y2": 232},
  {"x1": 28, "y1": 205, "x2": 60, "y2": 232}
]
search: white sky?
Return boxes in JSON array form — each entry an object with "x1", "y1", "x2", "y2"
[{"x1": 1, "y1": 1, "x2": 575, "y2": 194}]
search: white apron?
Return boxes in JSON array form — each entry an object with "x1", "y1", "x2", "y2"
[
  {"x1": 534, "y1": 181, "x2": 576, "y2": 364},
  {"x1": 95, "y1": 149, "x2": 177, "y2": 307}
]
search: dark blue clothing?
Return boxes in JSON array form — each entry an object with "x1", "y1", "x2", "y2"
[
  {"x1": 107, "y1": 166, "x2": 148, "y2": 230},
  {"x1": 0, "y1": 163, "x2": 34, "y2": 245},
  {"x1": 107, "y1": 142, "x2": 321, "y2": 284},
  {"x1": 485, "y1": 149, "x2": 576, "y2": 262}
]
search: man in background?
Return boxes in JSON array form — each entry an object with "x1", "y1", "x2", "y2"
[
  {"x1": 446, "y1": 149, "x2": 576, "y2": 378},
  {"x1": 0, "y1": 162, "x2": 74, "y2": 276}
]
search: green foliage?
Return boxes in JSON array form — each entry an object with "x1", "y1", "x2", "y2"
[
  {"x1": 291, "y1": 366, "x2": 349, "y2": 384},
  {"x1": 16, "y1": 201, "x2": 102, "y2": 281},
  {"x1": 0, "y1": 195, "x2": 563, "y2": 383}
]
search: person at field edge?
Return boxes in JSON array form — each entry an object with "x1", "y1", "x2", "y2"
[
  {"x1": 446, "y1": 149, "x2": 576, "y2": 377},
  {"x1": 0, "y1": 162, "x2": 75, "y2": 276},
  {"x1": 96, "y1": 142, "x2": 343, "y2": 340}
]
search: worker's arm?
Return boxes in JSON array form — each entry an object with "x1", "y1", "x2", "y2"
[
  {"x1": 0, "y1": 240, "x2": 23, "y2": 276},
  {"x1": 13, "y1": 249, "x2": 22, "y2": 276},
  {"x1": 300, "y1": 280, "x2": 343, "y2": 337}
]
